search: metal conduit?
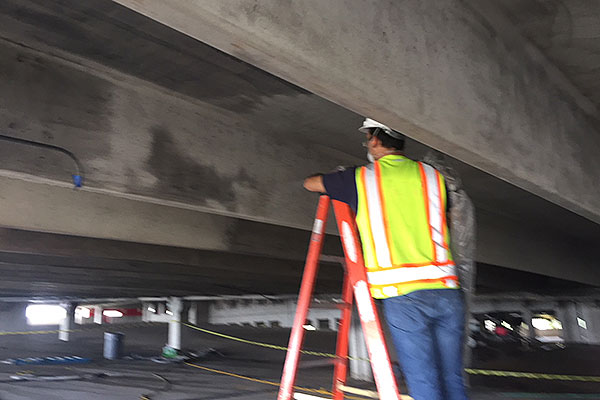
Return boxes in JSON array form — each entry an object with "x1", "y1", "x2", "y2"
[{"x1": 0, "y1": 134, "x2": 84, "y2": 187}]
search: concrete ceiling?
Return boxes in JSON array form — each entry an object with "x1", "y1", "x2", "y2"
[
  {"x1": 494, "y1": 0, "x2": 600, "y2": 109},
  {"x1": 0, "y1": 0, "x2": 598, "y2": 298}
]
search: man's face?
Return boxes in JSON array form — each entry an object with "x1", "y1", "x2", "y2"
[{"x1": 364, "y1": 131, "x2": 377, "y2": 161}]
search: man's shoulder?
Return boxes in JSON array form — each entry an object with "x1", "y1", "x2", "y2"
[
  {"x1": 333, "y1": 165, "x2": 359, "y2": 173},
  {"x1": 324, "y1": 165, "x2": 360, "y2": 180}
]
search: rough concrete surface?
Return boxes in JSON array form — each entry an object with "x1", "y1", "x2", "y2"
[
  {"x1": 0, "y1": 0, "x2": 598, "y2": 297},
  {"x1": 113, "y1": 0, "x2": 600, "y2": 227},
  {"x1": 494, "y1": 0, "x2": 600, "y2": 106}
]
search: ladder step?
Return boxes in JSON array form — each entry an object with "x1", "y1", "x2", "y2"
[
  {"x1": 338, "y1": 384, "x2": 379, "y2": 399},
  {"x1": 299, "y1": 359, "x2": 335, "y2": 369},
  {"x1": 338, "y1": 384, "x2": 414, "y2": 400},
  {"x1": 293, "y1": 393, "x2": 329, "y2": 400},
  {"x1": 309, "y1": 301, "x2": 350, "y2": 310},
  {"x1": 319, "y1": 255, "x2": 345, "y2": 264}
]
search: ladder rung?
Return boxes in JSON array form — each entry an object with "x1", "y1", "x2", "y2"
[
  {"x1": 299, "y1": 359, "x2": 334, "y2": 369},
  {"x1": 319, "y1": 255, "x2": 345, "y2": 264},
  {"x1": 293, "y1": 393, "x2": 329, "y2": 400},
  {"x1": 309, "y1": 302, "x2": 350, "y2": 310},
  {"x1": 338, "y1": 384, "x2": 414, "y2": 400},
  {"x1": 338, "y1": 384, "x2": 379, "y2": 399}
]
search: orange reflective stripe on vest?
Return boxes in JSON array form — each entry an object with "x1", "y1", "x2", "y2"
[{"x1": 420, "y1": 162, "x2": 449, "y2": 264}]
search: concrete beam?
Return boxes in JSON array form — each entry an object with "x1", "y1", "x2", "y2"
[
  {"x1": 0, "y1": 180, "x2": 343, "y2": 263},
  {"x1": 0, "y1": 37, "x2": 358, "y2": 236},
  {"x1": 113, "y1": 0, "x2": 600, "y2": 224},
  {"x1": 1, "y1": 175, "x2": 596, "y2": 286}
]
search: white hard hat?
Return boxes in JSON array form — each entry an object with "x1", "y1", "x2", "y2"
[{"x1": 358, "y1": 118, "x2": 405, "y2": 140}]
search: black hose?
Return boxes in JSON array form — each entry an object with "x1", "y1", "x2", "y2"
[{"x1": 0, "y1": 134, "x2": 84, "y2": 187}]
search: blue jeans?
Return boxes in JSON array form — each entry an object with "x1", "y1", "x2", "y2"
[{"x1": 381, "y1": 289, "x2": 468, "y2": 400}]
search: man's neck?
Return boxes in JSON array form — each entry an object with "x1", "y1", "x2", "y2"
[{"x1": 377, "y1": 151, "x2": 404, "y2": 160}]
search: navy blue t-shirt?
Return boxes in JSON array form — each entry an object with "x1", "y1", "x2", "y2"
[{"x1": 322, "y1": 167, "x2": 358, "y2": 213}]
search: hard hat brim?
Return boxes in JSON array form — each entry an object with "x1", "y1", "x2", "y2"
[{"x1": 358, "y1": 121, "x2": 405, "y2": 140}]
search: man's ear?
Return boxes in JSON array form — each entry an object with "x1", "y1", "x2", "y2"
[{"x1": 371, "y1": 135, "x2": 383, "y2": 149}]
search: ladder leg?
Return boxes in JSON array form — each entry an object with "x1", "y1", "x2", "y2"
[
  {"x1": 332, "y1": 272, "x2": 353, "y2": 400},
  {"x1": 278, "y1": 195, "x2": 331, "y2": 400},
  {"x1": 331, "y1": 200, "x2": 402, "y2": 400}
]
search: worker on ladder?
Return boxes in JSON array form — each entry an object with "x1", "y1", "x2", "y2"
[{"x1": 303, "y1": 118, "x2": 469, "y2": 400}]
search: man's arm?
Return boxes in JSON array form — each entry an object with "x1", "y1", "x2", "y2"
[
  {"x1": 303, "y1": 168, "x2": 358, "y2": 212},
  {"x1": 303, "y1": 174, "x2": 326, "y2": 193}
]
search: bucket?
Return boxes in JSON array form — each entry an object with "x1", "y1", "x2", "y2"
[{"x1": 103, "y1": 332, "x2": 124, "y2": 360}]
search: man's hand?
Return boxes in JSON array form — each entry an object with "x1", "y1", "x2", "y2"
[{"x1": 303, "y1": 174, "x2": 326, "y2": 193}]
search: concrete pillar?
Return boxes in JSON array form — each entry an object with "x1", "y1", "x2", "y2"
[
  {"x1": 141, "y1": 302, "x2": 152, "y2": 322},
  {"x1": 189, "y1": 301, "x2": 210, "y2": 325},
  {"x1": 348, "y1": 311, "x2": 373, "y2": 381},
  {"x1": 181, "y1": 301, "x2": 191, "y2": 324},
  {"x1": 463, "y1": 313, "x2": 477, "y2": 369},
  {"x1": 93, "y1": 306, "x2": 103, "y2": 324},
  {"x1": 590, "y1": 302, "x2": 600, "y2": 344},
  {"x1": 187, "y1": 302, "x2": 197, "y2": 325},
  {"x1": 556, "y1": 302, "x2": 579, "y2": 343},
  {"x1": 0, "y1": 302, "x2": 29, "y2": 331},
  {"x1": 167, "y1": 297, "x2": 183, "y2": 350},
  {"x1": 520, "y1": 306, "x2": 536, "y2": 341},
  {"x1": 157, "y1": 302, "x2": 166, "y2": 315},
  {"x1": 59, "y1": 303, "x2": 75, "y2": 342},
  {"x1": 577, "y1": 302, "x2": 600, "y2": 344}
]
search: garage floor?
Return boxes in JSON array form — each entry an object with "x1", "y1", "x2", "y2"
[{"x1": 0, "y1": 323, "x2": 598, "y2": 399}]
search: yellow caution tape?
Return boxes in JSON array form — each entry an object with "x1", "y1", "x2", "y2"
[
  {"x1": 0, "y1": 329, "x2": 75, "y2": 336},
  {"x1": 181, "y1": 322, "x2": 600, "y2": 383},
  {"x1": 184, "y1": 361, "x2": 370, "y2": 400},
  {"x1": 180, "y1": 321, "x2": 368, "y2": 361},
  {"x1": 4, "y1": 320, "x2": 598, "y2": 384},
  {"x1": 464, "y1": 368, "x2": 600, "y2": 383}
]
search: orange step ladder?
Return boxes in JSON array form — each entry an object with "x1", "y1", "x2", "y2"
[{"x1": 277, "y1": 195, "x2": 413, "y2": 400}]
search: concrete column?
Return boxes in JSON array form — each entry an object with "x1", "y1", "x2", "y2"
[
  {"x1": 181, "y1": 301, "x2": 191, "y2": 324},
  {"x1": 167, "y1": 297, "x2": 183, "y2": 350},
  {"x1": 348, "y1": 311, "x2": 373, "y2": 381},
  {"x1": 141, "y1": 302, "x2": 152, "y2": 323},
  {"x1": 520, "y1": 306, "x2": 536, "y2": 341},
  {"x1": 590, "y1": 302, "x2": 600, "y2": 344},
  {"x1": 556, "y1": 302, "x2": 579, "y2": 343},
  {"x1": 157, "y1": 302, "x2": 166, "y2": 315},
  {"x1": 59, "y1": 303, "x2": 75, "y2": 342},
  {"x1": 463, "y1": 313, "x2": 476, "y2": 369},
  {"x1": 0, "y1": 302, "x2": 29, "y2": 331},
  {"x1": 187, "y1": 302, "x2": 197, "y2": 325},
  {"x1": 189, "y1": 301, "x2": 210, "y2": 325},
  {"x1": 577, "y1": 303, "x2": 600, "y2": 344},
  {"x1": 93, "y1": 306, "x2": 103, "y2": 324}
]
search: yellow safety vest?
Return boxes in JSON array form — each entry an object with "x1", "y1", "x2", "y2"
[{"x1": 355, "y1": 155, "x2": 459, "y2": 299}]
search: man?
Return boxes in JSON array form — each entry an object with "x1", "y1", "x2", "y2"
[{"x1": 303, "y1": 118, "x2": 469, "y2": 400}]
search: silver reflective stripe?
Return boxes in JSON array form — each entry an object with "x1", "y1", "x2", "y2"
[
  {"x1": 363, "y1": 164, "x2": 393, "y2": 268},
  {"x1": 367, "y1": 264, "x2": 456, "y2": 286},
  {"x1": 421, "y1": 163, "x2": 448, "y2": 263}
]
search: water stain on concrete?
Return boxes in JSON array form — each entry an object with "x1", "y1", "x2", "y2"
[
  {"x1": 147, "y1": 126, "x2": 257, "y2": 211},
  {"x1": 0, "y1": 41, "x2": 113, "y2": 182}
]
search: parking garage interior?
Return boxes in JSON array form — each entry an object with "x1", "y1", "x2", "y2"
[{"x1": 0, "y1": 1, "x2": 600, "y2": 399}]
